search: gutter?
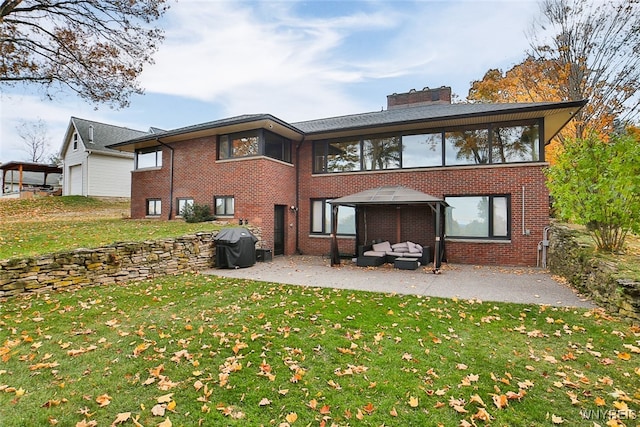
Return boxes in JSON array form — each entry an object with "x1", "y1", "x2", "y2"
[{"x1": 155, "y1": 138, "x2": 174, "y2": 220}]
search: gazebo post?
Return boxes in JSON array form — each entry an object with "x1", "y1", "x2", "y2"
[
  {"x1": 330, "y1": 204, "x2": 340, "y2": 266},
  {"x1": 433, "y1": 203, "x2": 442, "y2": 272}
]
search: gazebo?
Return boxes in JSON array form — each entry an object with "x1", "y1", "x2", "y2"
[{"x1": 328, "y1": 186, "x2": 447, "y2": 272}]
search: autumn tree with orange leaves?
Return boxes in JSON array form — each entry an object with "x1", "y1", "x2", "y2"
[
  {"x1": 0, "y1": 0, "x2": 169, "y2": 108},
  {"x1": 468, "y1": 0, "x2": 640, "y2": 162}
]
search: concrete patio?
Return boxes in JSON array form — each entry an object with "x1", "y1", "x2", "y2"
[{"x1": 204, "y1": 255, "x2": 595, "y2": 308}]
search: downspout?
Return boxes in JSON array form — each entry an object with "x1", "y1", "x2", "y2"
[
  {"x1": 294, "y1": 136, "x2": 305, "y2": 254},
  {"x1": 156, "y1": 138, "x2": 174, "y2": 220}
]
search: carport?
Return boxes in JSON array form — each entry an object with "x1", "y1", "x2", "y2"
[
  {"x1": 328, "y1": 186, "x2": 447, "y2": 272},
  {"x1": 1, "y1": 161, "x2": 62, "y2": 195}
]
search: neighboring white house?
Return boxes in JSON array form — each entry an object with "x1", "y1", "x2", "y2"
[{"x1": 60, "y1": 117, "x2": 150, "y2": 198}]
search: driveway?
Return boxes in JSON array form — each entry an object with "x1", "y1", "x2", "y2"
[{"x1": 204, "y1": 256, "x2": 595, "y2": 308}]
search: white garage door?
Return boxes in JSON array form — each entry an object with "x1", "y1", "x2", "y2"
[{"x1": 69, "y1": 165, "x2": 83, "y2": 195}]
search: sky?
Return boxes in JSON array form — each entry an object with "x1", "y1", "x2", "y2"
[{"x1": 0, "y1": 0, "x2": 541, "y2": 163}]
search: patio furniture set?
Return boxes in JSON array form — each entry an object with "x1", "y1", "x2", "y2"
[{"x1": 356, "y1": 240, "x2": 432, "y2": 270}]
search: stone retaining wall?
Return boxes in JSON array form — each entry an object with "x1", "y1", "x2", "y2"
[
  {"x1": 0, "y1": 232, "x2": 218, "y2": 298},
  {"x1": 547, "y1": 223, "x2": 640, "y2": 322}
]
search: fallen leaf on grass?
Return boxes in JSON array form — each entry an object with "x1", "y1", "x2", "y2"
[
  {"x1": 258, "y1": 398, "x2": 271, "y2": 406},
  {"x1": 151, "y1": 404, "x2": 165, "y2": 416},
  {"x1": 285, "y1": 412, "x2": 297, "y2": 423},
  {"x1": 408, "y1": 396, "x2": 419, "y2": 408},
  {"x1": 551, "y1": 414, "x2": 564, "y2": 424},
  {"x1": 492, "y1": 394, "x2": 508, "y2": 409},
  {"x1": 95, "y1": 394, "x2": 111, "y2": 407},
  {"x1": 111, "y1": 412, "x2": 131, "y2": 425}
]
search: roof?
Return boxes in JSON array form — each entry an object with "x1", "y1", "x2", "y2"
[
  {"x1": 293, "y1": 99, "x2": 587, "y2": 143},
  {"x1": 61, "y1": 117, "x2": 149, "y2": 158},
  {"x1": 106, "y1": 99, "x2": 587, "y2": 152},
  {"x1": 329, "y1": 186, "x2": 446, "y2": 207},
  {"x1": 0, "y1": 161, "x2": 62, "y2": 175},
  {"x1": 108, "y1": 114, "x2": 305, "y2": 152}
]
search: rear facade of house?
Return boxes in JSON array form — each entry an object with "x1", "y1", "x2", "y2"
[{"x1": 109, "y1": 87, "x2": 585, "y2": 266}]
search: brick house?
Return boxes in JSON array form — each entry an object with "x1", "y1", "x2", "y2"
[{"x1": 108, "y1": 87, "x2": 585, "y2": 266}]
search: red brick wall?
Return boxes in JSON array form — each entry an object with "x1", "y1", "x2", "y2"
[
  {"x1": 130, "y1": 135, "x2": 550, "y2": 266},
  {"x1": 297, "y1": 141, "x2": 549, "y2": 266},
  {"x1": 130, "y1": 137, "x2": 298, "y2": 254}
]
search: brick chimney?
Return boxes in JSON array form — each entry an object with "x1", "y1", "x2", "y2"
[{"x1": 387, "y1": 86, "x2": 452, "y2": 109}]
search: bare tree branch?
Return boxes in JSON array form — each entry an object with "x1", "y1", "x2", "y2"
[{"x1": 0, "y1": 0, "x2": 169, "y2": 108}]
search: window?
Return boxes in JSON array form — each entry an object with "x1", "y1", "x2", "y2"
[
  {"x1": 219, "y1": 133, "x2": 259, "y2": 159},
  {"x1": 311, "y1": 199, "x2": 356, "y2": 235},
  {"x1": 147, "y1": 199, "x2": 162, "y2": 216},
  {"x1": 327, "y1": 140, "x2": 361, "y2": 172},
  {"x1": 445, "y1": 195, "x2": 510, "y2": 239},
  {"x1": 176, "y1": 198, "x2": 194, "y2": 216},
  {"x1": 312, "y1": 119, "x2": 543, "y2": 173},
  {"x1": 402, "y1": 133, "x2": 442, "y2": 167},
  {"x1": 215, "y1": 196, "x2": 234, "y2": 216},
  {"x1": 264, "y1": 131, "x2": 291, "y2": 162},
  {"x1": 445, "y1": 128, "x2": 489, "y2": 165},
  {"x1": 363, "y1": 137, "x2": 401, "y2": 170},
  {"x1": 136, "y1": 147, "x2": 162, "y2": 169},
  {"x1": 72, "y1": 133, "x2": 79, "y2": 150},
  {"x1": 218, "y1": 130, "x2": 292, "y2": 162},
  {"x1": 492, "y1": 123, "x2": 540, "y2": 163}
]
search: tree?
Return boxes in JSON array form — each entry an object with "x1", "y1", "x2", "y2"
[
  {"x1": 469, "y1": 0, "x2": 640, "y2": 158},
  {"x1": 16, "y1": 118, "x2": 50, "y2": 162},
  {"x1": 0, "y1": 0, "x2": 169, "y2": 108},
  {"x1": 528, "y1": 0, "x2": 640, "y2": 139},
  {"x1": 545, "y1": 132, "x2": 640, "y2": 252}
]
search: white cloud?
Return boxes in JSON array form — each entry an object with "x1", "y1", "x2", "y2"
[{"x1": 1, "y1": 0, "x2": 541, "y2": 163}]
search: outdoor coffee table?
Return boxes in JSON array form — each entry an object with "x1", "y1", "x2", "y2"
[{"x1": 393, "y1": 257, "x2": 419, "y2": 270}]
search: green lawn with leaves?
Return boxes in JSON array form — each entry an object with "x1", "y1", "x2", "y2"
[
  {"x1": 0, "y1": 274, "x2": 639, "y2": 426},
  {"x1": 1, "y1": 197, "x2": 639, "y2": 426},
  {"x1": 0, "y1": 197, "x2": 223, "y2": 260}
]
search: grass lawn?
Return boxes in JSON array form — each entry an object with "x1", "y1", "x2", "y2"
[
  {"x1": 0, "y1": 275, "x2": 639, "y2": 426},
  {"x1": 0, "y1": 197, "x2": 223, "y2": 260},
  {"x1": 1, "y1": 197, "x2": 639, "y2": 426}
]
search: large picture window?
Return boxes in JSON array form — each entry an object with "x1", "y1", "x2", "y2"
[
  {"x1": 313, "y1": 120, "x2": 541, "y2": 173},
  {"x1": 311, "y1": 199, "x2": 355, "y2": 235},
  {"x1": 136, "y1": 147, "x2": 162, "y2": 169},
  {"x1": 215, "y1": 196, "x2": 235, "y2": 216},
  {"x1": 445, "y1": 195, "x2": 510, "y2": 239}
]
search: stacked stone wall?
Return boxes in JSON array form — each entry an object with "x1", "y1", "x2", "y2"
[
  {"x1": 548, "y1": 223, "x2": 640, "y2": 322},
  {"x1": 0, "y1": 232, "x2": 219, "y2": 297}
]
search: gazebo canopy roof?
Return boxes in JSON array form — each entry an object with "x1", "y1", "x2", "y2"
[{"x1": 329, "y1": 186, "x2": 446, "y2": 207}]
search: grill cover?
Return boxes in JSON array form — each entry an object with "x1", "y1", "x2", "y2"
[{"x1": 214, "y1": 227, "x2": 258, "y2": 268}]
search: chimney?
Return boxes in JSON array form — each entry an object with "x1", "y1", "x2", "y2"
[
  {"x1": 88, "y1": 125, "x2": 94, "y2": 144},
  {"x1": 387, "y1": 86, "x2": 452, "y2": 109}
]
